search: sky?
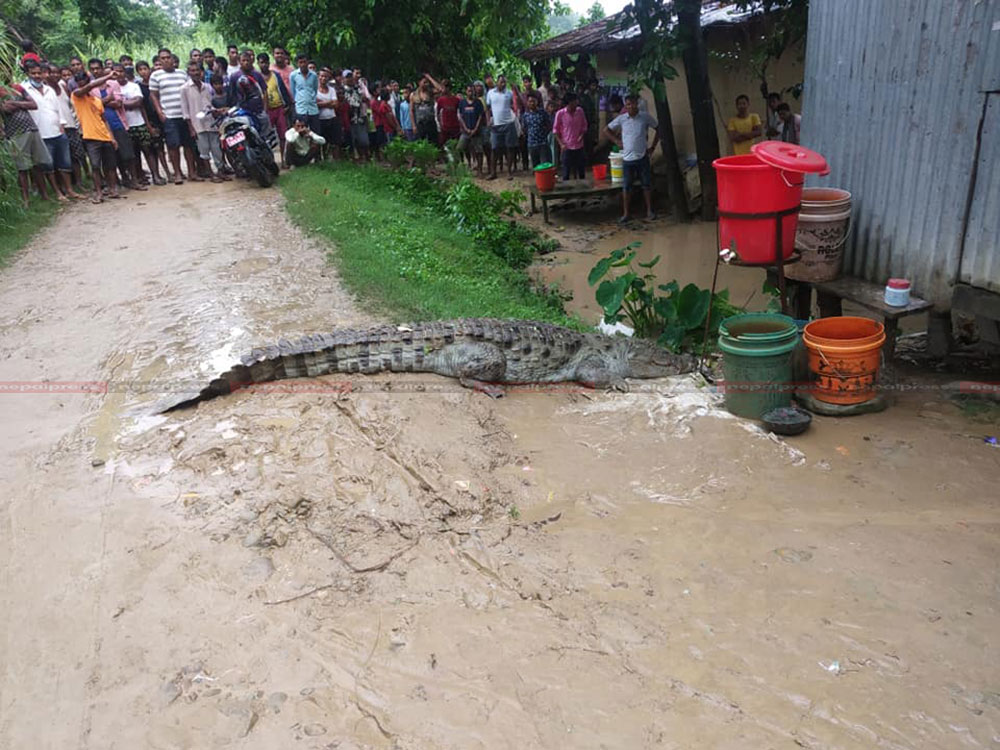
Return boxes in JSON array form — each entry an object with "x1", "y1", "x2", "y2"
[{"x1": 564, "y1": 0, "x2": 631, "y2": 16}]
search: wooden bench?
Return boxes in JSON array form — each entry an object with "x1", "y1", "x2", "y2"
[
  {"x1": 812, "y1": 276, "x2": 934, "y2": 361},
  {"x1": 528, "y1": 179, "x2": 622, "y2": 224}
]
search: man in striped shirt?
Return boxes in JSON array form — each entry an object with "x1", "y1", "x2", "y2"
[{"x1": 149, "y1": 47, "x2": 198, "y2": 184}]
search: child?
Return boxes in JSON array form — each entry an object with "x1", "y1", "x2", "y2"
[
  {"x1": 210, "y1": 74, "x2": 228, "y2": 111},
  {"x1": 545, "y1": 99, "x2": 559, "y2": 173}
]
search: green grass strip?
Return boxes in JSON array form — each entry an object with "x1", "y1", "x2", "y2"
[
  {"x1": 0, "y1": 199, "x2": 59, "y2": 266},
  {"x1": 280, "y1": 163, "x2": 578, "y2": 326}
]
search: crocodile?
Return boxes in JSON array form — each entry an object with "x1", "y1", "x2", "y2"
[{"x1": 164, "y1": 318, "x2": 697, "y2": 411}]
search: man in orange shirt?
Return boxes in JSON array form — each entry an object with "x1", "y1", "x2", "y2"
[{"x1": 71, "y1": 70, "x2": 120, "y2": 202}]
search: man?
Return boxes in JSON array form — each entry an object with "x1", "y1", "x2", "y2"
[
  {"x1": 1, "y1": 77, "x2": 57, "y2": 206},
  {"x1": 457, "y1": 84, "x2": 484, "y2": 172},
  {"x1": 119, "y1": 63, "x2": 160, "y2": 187},
  {"x1": 98, "y1": 62, "x2": 142, "y2": 189},
  {"x1": 180, "y1": 62, "x2": 223, "y2": 181},
  {"x1": 70, "y1": 70, "x2": 120, "y2": 202},
  {"x1": 579, "y1": 78, "x2": 598, "y2": 157},
  {"x1": 485, "y1": 74, "x2": 517, "y2": 180},
  {"x1": 552, "y1": 92, "x2": 587, "y2": 180},
  {"x1": 271, "y1": 47, "x2": 294, "y2": 92},
  {"x1": 190, "y1": 48, "x2": 202, "y2": 67},
  {"x1": 341, "y1": 70, "x2": 371, "y2": 161},
  {"x1": 434, "y1": 78, "x2": 460, "y2": 146},
  {"x1": 604, "y1": 93, "x2": 659, "y2": 223},
  {"x1": 136, "y1": 59, "x2": 170, "y2": 183},
  {"x1": 284, "y1": 118, "x2": 325, "y2": 167},
  {"x1": 119, "y1": 53, "x2": 134, "y2": 68},
  {"x1": 49, "y1": 63, "x2": 88, "y2": 188},
  {"x1": 726, "y1": 94, "x2": 761, "y2": 156},
  {"x1": 258, "y1": 52, "x2": 292, "y2": 168},
  {"x1": 65, "y1": 56, "x2": 86, "y2": 92},
  {"x1": 289, "y1": 53, "x2": 319, "y2": 130},
  {"x1": 226, "y1": 45, "x2": 241, "y2": 77},
  {"x1": 776, "y1": 102, "x2": 801, "y2": 145},
  {"x1": 537, "y1": 68, "x2": 556, "y2": 108},
  {"x1": 202, "y1": 48, "x2": 217, "y2": 75},
  {"x1": 21, "y1": 59, "x2": 79, "y2": 200},
  {"x1": 520, "y1": 92, "x2": 550, "y2": 168},
  {"x1": 228, "y1": 50, "x2": 267, "y2": 135},
  {"x1": 150, "y1": 47, "x2": 198, "y2": 183}
]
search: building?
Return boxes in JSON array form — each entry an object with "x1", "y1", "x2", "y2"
[
  {"x1": 803, "y1": 0, "x2": 999, "y2": 337},
  {"x1": 519, "y1": 2, "x2": 805, "y2": 160}
]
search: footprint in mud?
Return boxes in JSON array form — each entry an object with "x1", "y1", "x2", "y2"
[{"x1": 774, "y1": 547, "x2": 813, "y2": 563}]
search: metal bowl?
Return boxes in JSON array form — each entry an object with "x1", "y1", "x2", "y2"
[{"x1": 762, "y1": 406, "x2": 812, "y2": 436}]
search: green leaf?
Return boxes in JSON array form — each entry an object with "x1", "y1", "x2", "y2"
[
  {"x1": 610, "y1": 250, "x2": 637, "y2": 267},
  {"x1": 657, "y1": 280, "x2": 680, "y2": 296},
  {"x1": 595, "y1": 277, "x2": 628, "y2": 316},
  {"x1": 652, "y1": 297, "x2": 678, "y2": 323},
  {"x1": 657, "y1": 324, "x2": 687, "y2": 352},
  {"x1": 588, "y1": 257, "x2": 613, "y2": 286},
  {"x1": 637, "y1": 254, "x2": 661, "y2": 268},
  {"x1": 610, "y1": 247, "x2": 626, "y2": 260},
  {"x1": 676, "y1": 284, "x2": 711, "y2": 329}
]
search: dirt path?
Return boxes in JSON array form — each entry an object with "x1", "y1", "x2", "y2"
[{"x1": 2, "y1": 183, "x2": 999, "y2": 749}]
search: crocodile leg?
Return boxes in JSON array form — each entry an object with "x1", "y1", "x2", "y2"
[
  {"x1": 433, "y1": 341, "x2": 507, "y2": 395},
  {"x1": 574, "y1": 356, "x2": 628, "y2": 391}
]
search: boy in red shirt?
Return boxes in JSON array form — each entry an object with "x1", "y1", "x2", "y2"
[{"x1": 434, "y1": 79, "x2": 461, "y2": 146}]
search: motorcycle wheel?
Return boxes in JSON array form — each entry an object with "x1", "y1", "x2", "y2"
[
  {"x1": 230, "y1": 150, "x2": 248, "y2": 178},
  {"x1": 250, "y1": 162, "x2": 274, "y2": 188}
]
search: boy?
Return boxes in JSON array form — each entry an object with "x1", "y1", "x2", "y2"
[
  {"x1": 726, "y1": 94, "x2": 761, "y2": 156},
  {"x1": 457, "y1": 84, "x2": 484, "y2": 172}
]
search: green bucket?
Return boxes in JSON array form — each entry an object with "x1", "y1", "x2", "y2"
[
  {"x1": 718, "y1": 313, "x2": 800, "y2": 418},
  {"x1": 534, "y1": 162, "x2": 554, "y2": 171}
]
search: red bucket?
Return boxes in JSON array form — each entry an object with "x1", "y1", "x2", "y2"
[
  {"x1": 535, "y1": 166, "x2": 556, "y2": 192},
  {"x1": 592, "y1": 163, "x2": 608, "y2": 181},
  {"x1": 713, "y1": 143, "x2": 829, "y2": 264}
]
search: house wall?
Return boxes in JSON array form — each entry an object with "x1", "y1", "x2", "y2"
[{"x1": 594, "y1": 30, "x2": 804, "y2": 160}]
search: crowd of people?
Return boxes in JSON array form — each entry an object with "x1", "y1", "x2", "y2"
[{"x1": 2, "y1": 36, "x2": 799, "y2": 223}]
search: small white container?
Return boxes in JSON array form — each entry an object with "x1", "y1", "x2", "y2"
[{"x1": 884, "y1": 278, "x2": 910, "y2": 307}]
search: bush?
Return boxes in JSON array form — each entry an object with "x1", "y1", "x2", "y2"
[
  {"x1": 444, "y1": 177, "x2": 555, "y2": 269},
  {"x1": 384, "y1": 138, "x2": 438, "y2": 171},
  {"x1": 588, "y1": 243, "x2": 745, "y2": 352}
]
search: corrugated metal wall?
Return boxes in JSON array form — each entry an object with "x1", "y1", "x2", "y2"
[{"x1": 802, "y1": 0, "x2": 1000, "y2": 307}]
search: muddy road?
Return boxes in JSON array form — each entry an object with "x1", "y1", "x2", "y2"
[{"x1": 1, "y1": 183, "x2": 999, "y2": 749}]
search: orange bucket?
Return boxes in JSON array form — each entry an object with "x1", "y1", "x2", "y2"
[
  {"x1": 592, "y1": 163, "x2": 608, "y2": 181},
  {"x1": 803, "y1": 317, "x2": 885, "y2": 404}
]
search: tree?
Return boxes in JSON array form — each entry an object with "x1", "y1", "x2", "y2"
[
  {"x1": 615, "y1": 0, "x2": 688, "y2": 222},
  {"x1": 195, "y1": 0, "x2": 556, "y2": 82},
  {"x1": 676, "y1": 0, "x2": 719, "y2": 220},
  {"x1": 579, "y1": 1, "x2": 605, "y2": 25}
]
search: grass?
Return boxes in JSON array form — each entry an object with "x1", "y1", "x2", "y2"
[
  {"x1": 0, "y1": 198, "x2": 59, "y2": 266},
  {"x1": 280, "y1": 162, "x2": 579, "y2": 326}
]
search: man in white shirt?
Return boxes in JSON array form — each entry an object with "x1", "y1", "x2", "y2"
[
  {"x1": 47, "y1": 63, "x2": 87, "y2": 191},
  {"x1": 485, "y1": 74, "x2": 517, "y2": 180},
  {"x1": 21, "y1": 59, "x2": 77, "y2": 200},
  {"x1": 119, "y1": 63, "x2": 162, "y2": 186}
]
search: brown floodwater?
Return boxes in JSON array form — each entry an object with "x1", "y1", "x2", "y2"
[{"x1": 533, "y1": 220, "x2": 770, "y2": 325}]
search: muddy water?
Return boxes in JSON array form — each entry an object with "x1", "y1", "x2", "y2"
[
  {"x1": 534, "y1": 221, "x2": 769, "y2": 325},
  {"x1": 2, "y1": 183, "x2": 1000, "y2": 749}
]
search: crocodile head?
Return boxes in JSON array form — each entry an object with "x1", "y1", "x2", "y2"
[{"x1": 623, "y1": 338, "x2": 698, "y2": 378}]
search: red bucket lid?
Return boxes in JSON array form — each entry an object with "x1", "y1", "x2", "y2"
[
  {"x1": 752, "y1": 142, "x2": 830, "y2": 175},
  {"x1": 887, "y1": 278, "x2": 910, "y2": 289}
]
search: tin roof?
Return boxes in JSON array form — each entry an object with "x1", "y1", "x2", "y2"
[{"x1": 519, "y1": 2, "x2": 758, "y2": 61}]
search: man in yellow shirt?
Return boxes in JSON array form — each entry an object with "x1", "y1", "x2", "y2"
[{"x1": 726, "y1": 94, "x2": 762, "y2": 156}]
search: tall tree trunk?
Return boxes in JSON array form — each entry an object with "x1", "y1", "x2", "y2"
[
  {"x1": 677, "y1": 0, "x2": 720, "y2": 220},
  {"x1": 651, "y1": 77, "x2": 688, "y2": 222}
]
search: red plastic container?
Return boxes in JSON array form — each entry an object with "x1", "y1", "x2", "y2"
[
  {"x1": 592, "y1": 163, "x2": 608, "y2": 181},
  {"x1": 713, "y1": 143, "x2": 829, "y2": 264},
  {"x1": 534, "y1": 166, "x2": 556, "y2": 192}
]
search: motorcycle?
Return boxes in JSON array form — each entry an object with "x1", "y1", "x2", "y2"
[{"x1": 201, "y1": 107, "x2": 279, "y2": 188}]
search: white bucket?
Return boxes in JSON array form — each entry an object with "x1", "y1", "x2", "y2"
[
  {"x1": 788, "y1": 189, "x2": 852, "y2": 283},
  {"x1": 609, "y1": 152, "x2": 624, "y2": 184}
]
